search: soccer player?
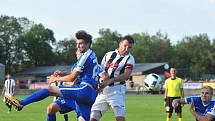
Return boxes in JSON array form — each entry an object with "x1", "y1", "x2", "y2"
[
  {"x1": 90, "y1": 35, "x2": 135, "y2": 121},
  {"x1": 2, "y1": 74, "x2": 16, "y2": 113},
  {"x1": 46, "y1": 50, "x2": 82, "y2": 121},
  {"x1": 164, "y1": 68, "x2": 184, "y2": 121},
  {"x1": 5, "y1": 30, "x2": 98, "y2": 121},
  {"x1": 172, "y1": 86, "x2": 215, "y2": 121}
]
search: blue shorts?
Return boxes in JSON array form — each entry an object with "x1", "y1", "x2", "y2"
[
  {"x1": 59, "y1": 84, "x2": 97, "y2": 121},
  {"x1": 54, "y1": 97, "x2": 76, "y2": 114}
]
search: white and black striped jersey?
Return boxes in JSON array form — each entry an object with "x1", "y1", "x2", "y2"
[
  {"x1": 101, "y1": 49, "x2": 135, "y2": 86},
  {"x1": 4, "y1": 79, "x2": 16, "y2": 96}
]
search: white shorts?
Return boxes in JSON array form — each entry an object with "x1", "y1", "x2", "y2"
[{"x1": 91, "y1": 85, "x2": 126, "y2": 117}]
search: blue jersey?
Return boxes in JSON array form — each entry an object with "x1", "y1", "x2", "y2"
[
  {"x1": 73, "y1": 49, "x2": 99, "y2": 89},
  {"x1": 185, "y1": 96, "x2": 215, "y2": 121}
]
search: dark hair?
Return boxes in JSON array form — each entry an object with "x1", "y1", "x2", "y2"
[
  {"x1": 75, "y1": 30, "x2": 92, "y2": 45},
  {"x1": 120, "y1": 35, "x2": 134, "y2": 44}
]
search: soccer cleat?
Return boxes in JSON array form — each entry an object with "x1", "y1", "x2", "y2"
[{"x1": 4, "y1": 96, "x2": 23, "y2": 111}]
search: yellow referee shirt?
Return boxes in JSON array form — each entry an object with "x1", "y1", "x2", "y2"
[{"x1": 165, "y1": 77, "x2": 183, "y2": 97}]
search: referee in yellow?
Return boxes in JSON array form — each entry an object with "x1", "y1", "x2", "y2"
[{"x1": 164, "y1": 68, "x2": 184, "y2": 121}]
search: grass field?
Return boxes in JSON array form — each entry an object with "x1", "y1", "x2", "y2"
[{"x1": 0, "y1": 94, "x2": 194, "y2": 121}]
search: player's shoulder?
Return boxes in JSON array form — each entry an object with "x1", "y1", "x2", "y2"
[{"x1": 106, "y1": 50, "x2": 117, "y2": 55}]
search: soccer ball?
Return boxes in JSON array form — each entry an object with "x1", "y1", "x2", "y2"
[{"x1": 143, "y1": 73, "x2": 162, "y2": 91}]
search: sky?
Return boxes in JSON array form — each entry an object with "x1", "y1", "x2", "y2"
[{"x1": 0, "y1": 0, "x2": 215, "y2": 44}]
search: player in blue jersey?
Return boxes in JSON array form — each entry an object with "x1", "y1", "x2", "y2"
[
  {"x1": 172, "y1": 86, "x2": 215, "y2": 121},
  {"x1": 5, "y1": 30, "x2": 99, "y2": 121},
  {"x1": 46, "y1": 50, "x2": 82, "y2": 121}
]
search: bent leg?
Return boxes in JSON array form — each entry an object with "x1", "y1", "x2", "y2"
[{"x1": 47, "y1": 103, "x2": 61, "y2": 121}]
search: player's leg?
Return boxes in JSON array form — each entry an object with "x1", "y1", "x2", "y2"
[
  {"x1": 107, "y1": 86, "x2": 126, "y2": 121},
  {"x1": 5, "y1": 103, "x2": 12, "y2": 112},
  {"x1": 63, "y1": 114, "x2": 68, "y2": 121},
  {"x1": 175, "y1": 105, "x2": 182, "y2": 121},
  {"x1": 47, "y1": 98, "x2": 76, "y2": 121},
  {"x1": 47, "y1": 103, "x2": 60, "y2": 121},
  {"x1": 3, "y1": 96, "x2": 12, "y2": 112},
  {"x1": 165, "y1": 97, "x2": 173, "y2": 121},
  {"x1": 110, "y1": 94, "x2": 126, "y2": 121},
  {"x1": 90, "y1": 95, "x2": 109, "y2": 121},
  {"x1": 4, "y1": 86, "x2": 63, "y2": 110}
]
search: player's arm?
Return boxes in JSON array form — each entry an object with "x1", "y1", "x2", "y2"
[
  {"x1": 47, "y1": 70, "x2": 80, "y2": 83},
  {"x1": 1, "y1": 85, "x2": 5, "y2": 96},
  {"x1": 180, "y1": 79, "x2": 184, "y2": 98},
  {"x1": 1, "y1": 81, "x2": 6, "y2": 96},
  {"x1": 164, "y1": 80, "x2": 168, "y2": 104},
  {"x1": 12, "y1": 81, "x2": 16, "y2": 96},
  {"x1": 172, "y1": 98, "x2": 186, "y2": 108},
  {"x1": 180, "y1": 87, "x2": 184, "y2": 98},
  {"x1": 189, "y1": 102, "x2": 214, "y2": 121},
  {"x1": 100, "y1": 68, "x2": 132, "y2": 87}
]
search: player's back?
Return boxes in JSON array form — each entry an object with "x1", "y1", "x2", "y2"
[{"x1": 4, "y1": 79, "x2": 15, "y2": 96}]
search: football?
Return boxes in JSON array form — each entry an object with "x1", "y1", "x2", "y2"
[{"x1": 143, "y1": 73, "x2": 162, "y2": 91}]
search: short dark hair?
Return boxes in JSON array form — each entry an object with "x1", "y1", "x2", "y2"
[
  {"x1": 120, "y1": 35, "x2": 134, "y2": 44},
  {"x1": 75, "y1": 30, "x2": 92, "y2": 45}
]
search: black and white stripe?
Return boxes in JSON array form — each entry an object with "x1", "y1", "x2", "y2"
[
  {"x1": 4, "y1": 79, "x2": 15, "y2": 96},
  {"x1": 101, "y1": 50, "x2": 135, "y2": 86}
]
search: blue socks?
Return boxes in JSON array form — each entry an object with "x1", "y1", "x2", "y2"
[
  {"x1": 46, "y1": 114, "x2": 56, "y2": 121},
  {"x1": 20, "y1": 89, "x2": 49, "y2": 106}
]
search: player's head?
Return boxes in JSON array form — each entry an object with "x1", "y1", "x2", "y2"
[
  {"x1": 118, "y1": 35, "x2": 134, "y2": 56},
  {"x1": 6, "y1": 74, "x2": 11, "y2": 79},
  {"x1": 75, "y1": 30, "x2": 92, "y2": 53},
  {"x1": 170, "y1": 68, "x2": 176, "y2": 79},
  {"x1": 200, "y1": 86, "x2": 213, "y2": 104}
]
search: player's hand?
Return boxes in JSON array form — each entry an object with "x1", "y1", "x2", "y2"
[
  {"x1": 47, "y1": 75, "x2": 58, "y2": 83},
  {"x1": 172, "y1": 99, "x2": 179, "y2": 108},
  {"x1": 100, "y1": 78, "x2": 114, "y2": 88},
  {"x1": 164, "y1": 101, "x2": 167, "y2": 107}
]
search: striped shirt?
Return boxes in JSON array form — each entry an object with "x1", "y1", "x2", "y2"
[
  {"x1": 101, "y1": 49, "x2": 135, "y2": 86},
  {"x1": 4, "y1": 79, "x2": 16, "y2": 96}
]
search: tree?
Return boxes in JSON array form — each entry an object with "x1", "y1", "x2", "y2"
[
  {"x1": 54, "y1": 38, "x2": 77, "y2": 65},
  {"x1": 18, "y1": 24, "x2": 56, "y2": 67},
  {"x1": 0, "y1": 15, "x2": 23, "y2": 73},
  {"x1": 175, "y1": 34, "x2": 212, "y2": 78},
  {"x1": 131, "y1": 32, "x2": 151, "y2": 63},
  {"x1": 92, "y1": 28, "x2": 121, "y2": 62}
]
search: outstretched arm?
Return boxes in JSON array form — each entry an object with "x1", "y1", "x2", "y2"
[{"x1": 172, "y1": 98, "x2": 186, "y2": 108}]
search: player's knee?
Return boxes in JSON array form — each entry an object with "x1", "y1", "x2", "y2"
[
  {"x1": 113, "y1": 106, "x2": 125, "y2": 117},
  {"x1": 47, "y1": 103, "x2": 60, "y2": 114},
  {"x1": 78, "y1": 116, "x2": 86, "y2": 121},
  {"x1": 116, "y1": 116, "x2": 125, "y2": 121},
  {"x1": 90, "y1": 110, "x2": 102, "y2": 121}
]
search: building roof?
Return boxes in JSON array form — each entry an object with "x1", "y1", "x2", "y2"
[
  {"x1": 14, "y1": 65, "x2": 72, "y2": 76},
  {"x1": 14, "y1": 62, "x2": 168, "y2": 80}
]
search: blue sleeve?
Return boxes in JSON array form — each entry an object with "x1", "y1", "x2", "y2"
[{"x1": 184, "y1": 96, "x2": 200, "y2": 104}]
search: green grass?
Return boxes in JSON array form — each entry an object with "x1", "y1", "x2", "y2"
[{"x1": 0, "y1": 94, "x2": 193, "y2": 121}]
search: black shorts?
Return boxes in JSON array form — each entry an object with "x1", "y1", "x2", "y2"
[{"x1": 165, "y1": 97, "x2": 182, "y2": 113}]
